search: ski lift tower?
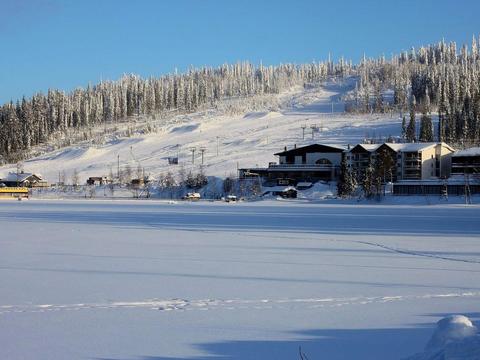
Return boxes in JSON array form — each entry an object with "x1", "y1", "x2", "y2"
[
  {"x1": 199, "y1": 147, "x2": 207, "y2": 165},
  {"x1": 190, "y1": 147, "x2": 196, "y2": 165},
  {"x1": 310, "y1": 124, "x2": 317, "y2": 140}
]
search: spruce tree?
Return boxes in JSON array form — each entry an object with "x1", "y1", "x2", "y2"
[
  {"x1": 406, "y1": 96, "x2": 417, "y2": 142},
  {"x1": 362, "y1": 161, "x2": 375, "y2": 198},
  {"x1": 337, "y1": 156, "x2": 355, "y2": 198},
  {"x1": 419, "y1": 93, "x2": 434, "y2": 142},
  {"x1": 401, "y1": 116, "x2": 407, "y2": 140}
]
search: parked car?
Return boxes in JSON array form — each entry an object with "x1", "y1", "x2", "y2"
[
  {"x1": 225, "y1": 195, "x2": 238, "y2": 202},
  {"x1": 182, "y1": 192, "x2": 201, "y2": 201}
]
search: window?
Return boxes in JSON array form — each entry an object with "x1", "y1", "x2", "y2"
[{"x1": 315, "y1": 158, "x2": 332, "y2": 165}]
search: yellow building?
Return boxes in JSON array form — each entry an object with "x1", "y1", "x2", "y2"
[{"x1": 0, "y1": 187, "x2": 29, "y2": 199}]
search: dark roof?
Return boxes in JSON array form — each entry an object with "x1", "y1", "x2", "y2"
[{"x1": 275, "y1": 144, "x2": 345, "y2": 156}]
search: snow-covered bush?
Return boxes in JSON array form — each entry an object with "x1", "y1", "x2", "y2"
[{"x1": 406, "y1": 315, "x2": 480, "y2": 360}]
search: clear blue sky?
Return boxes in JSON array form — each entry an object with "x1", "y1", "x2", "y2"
[{"x1": 1, "y1": 0, "x2": 479, "y2": 103}]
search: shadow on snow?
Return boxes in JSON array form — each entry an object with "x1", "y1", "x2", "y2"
[{"x1": 97, "y1": 325, "x2": 434, "y2": 360}]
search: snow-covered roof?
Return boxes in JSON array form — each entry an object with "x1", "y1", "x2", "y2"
[
  {"x1": 384, "y1": 142, "x2": 455, "y2": 153},
  {"x1": 358, "y1": 144, "x2": 382, "y2": 152},
  {"x1": 345, "y1": 142, "x2": 458, "y2": 155},
  {"x1": 404, "y1": 143, "x2": 438, "y2": 152},
  {"x1": 1, "y1": 172, "x2": 43, "y2": 182},
  {"x1": 453, "y1": 147, "x2": 480, "y2": 157},
  {"x1": 347, "y1": 143, "x2": 382, "y2": 154}
]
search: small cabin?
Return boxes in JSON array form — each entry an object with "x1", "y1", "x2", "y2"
[
  {"x1": 0, "y1": 172, "x2": 46, "y2": 188},
  {"x1": 86, "y1": 176, "x2": 110, "y2": 185},
  {"x1": 131, "y1": 177, "x2": 150, "y2": 187}
]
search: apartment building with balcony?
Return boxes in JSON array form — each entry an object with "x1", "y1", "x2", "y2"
[
  {"x1": 346, "y1": 142, "x2": 454, "y2": 181},
  {"x1": 451, "y1": 147, "x2": 480, "y2": 176},
  {"x1": 346, "y1": 143, "x2": 381, "y2": 170},
  {"x1": 390, "y1": 142, "x2": 454, "y2": 180}
]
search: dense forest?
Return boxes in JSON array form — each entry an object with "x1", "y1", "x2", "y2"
[
  {"x1": 352, "y1": 36, "x2": 480, "y2": 146},
  {"x1": 1, "y1": 36, "x2": 480, "y2": 164}
]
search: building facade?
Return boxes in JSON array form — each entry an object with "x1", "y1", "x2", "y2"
[
  {"x1": 346, "y1": 142, "x2": 454, "y2": 181},
  {"x1": 451, "y1": 147, "x2": 480, "y2": 176},
  {"x1": 240, "y1": 142, "x2": 460, "y2": 193},
  {"x1": 239, "y1": 144, "x2": 345, "y2": 184}
]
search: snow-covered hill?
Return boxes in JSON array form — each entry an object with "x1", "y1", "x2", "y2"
[{"x1": 0, "y1": 79, "x2": 403, "y2": 184}]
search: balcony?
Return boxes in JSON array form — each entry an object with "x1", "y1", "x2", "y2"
[
  {"x1": 270, "y1": 164, "x2": 337, "y2": 171},
  {"x1": 403, "y1": 169, "x2": 421, "y2": 180},
  {"x1": 451, "y1": 163, "x2": 480, "y2": 168}
]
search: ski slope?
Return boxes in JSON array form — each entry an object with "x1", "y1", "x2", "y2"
[
  {"x1": 0, "y1": 200, "x2": 479, "y2": 359},
  {"x1": 0, "y1": 79, "x2": 402, "y2": 183}
]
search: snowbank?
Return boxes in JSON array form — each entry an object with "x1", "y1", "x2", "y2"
[
  {"x1": 427, "y1": 315, "x2": 478, "y2": 350},
  {"x1": 297, "y1": 181, "x2": 336, "y2": 199},
  {"x1": 406, "y1": 315, "x2": 480, "y2": 360}
]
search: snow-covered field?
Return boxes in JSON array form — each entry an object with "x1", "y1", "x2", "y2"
[{"x1": 1, "y1": 200, "x2": 479, "y2": 359}]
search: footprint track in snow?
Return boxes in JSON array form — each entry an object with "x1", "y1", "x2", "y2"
[{"x1": 1, "y1": 291, "x2": 479, "y2": 316}]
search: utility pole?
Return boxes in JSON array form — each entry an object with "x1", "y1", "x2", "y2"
[
  {"x1": 301, "y1": 125, "x2": 306, "y2": 140},
  {"x1": 465, "y1": 172, "x2": 472, "y2": 205},
  {"x1": 117, "y1": 154, "x2": 120, "y2": 181},
  {"x1": 199, "y1": 147, "x2": 206, "y2": 165},
  {"x1": 190, "y1": 147, "x2": 196, "y2": 164},
  {"x1": 16, "y1": 162, "x2": 22, "y2": 187}
]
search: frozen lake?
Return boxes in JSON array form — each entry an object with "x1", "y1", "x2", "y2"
[{"x1": 1, "y1": 200, "x2": 479, "y2": 359}]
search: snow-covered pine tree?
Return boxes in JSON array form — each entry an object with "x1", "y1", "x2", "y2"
[
  {"x1": 419, "y1": 92, "x2": 434, "y2": 142},
  {"x1": 361, "y1": 160, "x2": 375, "y2": 198},
  {"x1": 406, "y1": 96, "x2": 417, "y2": 142},
  {"x1": 401, "y1": 116, "x2": 407, "y2": 140}
]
